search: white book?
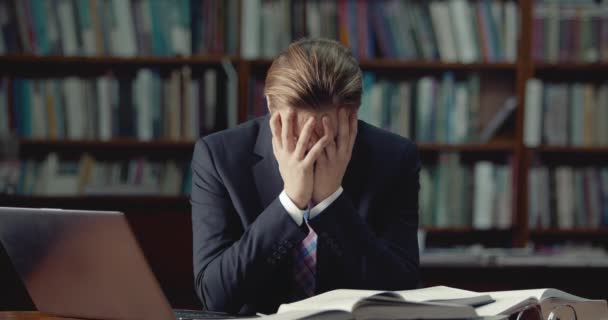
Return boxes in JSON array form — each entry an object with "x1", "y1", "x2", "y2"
[
  {"x1": 43, "y1": 0, "x2": 60, "y2": 54},
  {"x1": 31, "y1": 82, "x2": 46, "y2": 139},
  {"x1": 36, "y1": 153, "x2": 59, "y2": 196},
  {"x1": 241, "y1": 0, "x2": 261, "y2": 58},
  {"x1": 429, "y1": 2, "x2": 458, "y2": 62},
  {"x1": 504, "y1": 1, "x2": 518, "y2": 62},
  {"x1": 368, "y1": 82, "x2": 383, "y2": 128},
  {"x1": 111, "y1": 0, "x2": 137, "y2": 56},
  {"x1": 260, "y1": 1, "x2": 275, "y2": 59},
  {"x1": 453, "y1": 84, "x2": 469, "y2": 143},
  {"x1": 416, "y1": 77, "x2": 434, "y2": 141},
  {"x1": 57, "y1": 0, "x2": 79, "y2": 55},
  {"x1": 543, "y1": 85, "x2": 561, "y2": 145},
  {"x1": 171, "y1": 3, "x2": 191, "y2": 56},
  {"x1": 63, "y1": 78, "x2": 86, "y2": 140},
  {"x1": 96, "y1": 77, "x2": 112, "y2": 141},
  {"x1": 306, "y1": 0, "x2": 322, "y2": 38},
  {"x1": 496, "y1": 165, "x2": 512, "y2": 229},
  {"x1": 273, "y1": 286, "x2": 495, "y2": 320},
  {"x1": 473, "y1": 161, "x2": 494, "y2": 230},
  {"x1": 597, "y1": 84, "x2": 608, "y2": 146},
  {"x1": 134, "y1": 69, "x2": 154, "y2": 141},
  {"x1": 160, "y1": 161, "x2": 182, "y2": 196},
  {"x1": 222, "y1": 60, "x2": 239, "y2": 129},
  {"x1": 449, "y1": 0, "x2": 477, "y2": 63},
  {"x1": 204, "y1": 69, "x2": 217, "y2": 133},
  {"x1": 524, "y1": 79, "x2": 543, "y2": 147},
  {"x1": 397, "y1": 82, "x2": 411, "y2": 138},
  {"x1": 555, "y1": 167, "x2": 575, "y2": 229},
  {"x1": 477, "y1": 288, "x2": 608, "y2": 319}
]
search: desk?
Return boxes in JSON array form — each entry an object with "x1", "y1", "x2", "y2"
[{"x1": 0, "y1": 312, "x2": 64, "y2": 320}]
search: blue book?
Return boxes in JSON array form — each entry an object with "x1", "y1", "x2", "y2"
[
  {"x1": 149, "y1": 0, "x2": 168, "y2": 56},
  {"x1": 52, "y1": 80, "x2": 66, "y2": 139},
  {"x1": 30, "y1": 0, "x2": 50, "y2": 55}
]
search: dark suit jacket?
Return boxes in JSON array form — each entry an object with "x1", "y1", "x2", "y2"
[{"x1": 191, "y1": 115, "x2": 421, "y2": 315}]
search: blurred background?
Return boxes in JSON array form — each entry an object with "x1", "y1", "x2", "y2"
[{"x1": 0, "y1": 0, "x2": 607, "y2": 311}]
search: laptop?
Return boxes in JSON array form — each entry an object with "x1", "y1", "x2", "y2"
[{"x1": 0, "y1": 207, "x2": 252, "y2": 320}]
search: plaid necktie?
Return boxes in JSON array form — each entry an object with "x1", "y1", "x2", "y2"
[{"x1": 291, "y1": 209, "x2": 317, "y2": 300}]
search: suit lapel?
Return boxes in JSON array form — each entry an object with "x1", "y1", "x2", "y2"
[
  {"x1": 342, "y1": 121, "x2": 372, "y2": 214},
  {"x1": 252, "y1": 115, "x2": 284, "y2": 210}
]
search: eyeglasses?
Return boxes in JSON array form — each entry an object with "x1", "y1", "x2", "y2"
[{"x1": 513, "y1": 304, "x2": 577, "y2": 320}]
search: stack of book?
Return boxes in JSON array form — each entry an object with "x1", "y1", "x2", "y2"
[
  {"x1": 419, "y1": 153, "x2": 514, "y2": 229},
  {"x1": 532, "y1": 1, "x2": 608, "y2": 63},
  {"x1": 0, "y1": 153, "x2": 192, "y2": 196},
  {"x1": 529, "y1": 165, "x2": 608, "y2": 229},
  {"x1": 524, "y1": 79, "x2": 608, "y2": 147},
  {"x1": 360, "y1": 72, "x2": 483, "y2": 143},
  {"x1": 0, "y1": 66, "x2": 238, "y2": 141},
  {"x1": 0, "y1": 0, "x2": 238, "y2": 56},
  {"x1": 241, "y1": 0, "x2": 519, "y2": 62}
]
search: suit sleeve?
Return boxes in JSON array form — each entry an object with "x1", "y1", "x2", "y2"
[
  {"x1": 191, "y1": 139, "x2": 307, "y2": 313},
  {"x1": 308, "y1": 141, "x2": 421, "y2": 290}
]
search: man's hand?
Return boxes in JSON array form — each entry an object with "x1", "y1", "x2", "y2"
[
  {"x1": 312, "y1": 108, "x2": 358, "y2": 205},
  {"x1": 271, "y1": 110, "x2": 330, "y2": 209}
]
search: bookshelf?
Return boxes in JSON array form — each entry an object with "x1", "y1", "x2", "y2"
[{"x1": 0, "y1": 1, "x2": 607, "y2": 253}]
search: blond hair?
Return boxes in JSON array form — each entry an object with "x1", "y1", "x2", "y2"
[{"x1": 264, "y1": 38, "x2": 362, "y2": 110}]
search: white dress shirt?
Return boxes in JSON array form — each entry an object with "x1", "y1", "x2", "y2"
[{"x1": 279, "y1": 187, "x2": 344, "y2": 226}]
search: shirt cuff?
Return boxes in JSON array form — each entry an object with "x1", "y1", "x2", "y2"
[
  {"x1": 309, "y1": 187, "x2": 343, "y2": 220},
  {"x1": 279, "y1": 190, "x2": 307, "y2": 226}
]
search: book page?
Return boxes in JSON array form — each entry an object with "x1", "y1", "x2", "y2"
[
  {"x1": 277, "y1": 289, "x2": 390, "y2": 314},
  {"x1": 395, "y1": 286, "x2": 484, "y2": 302},
  {"x1": 261, "y1": 309, "x2": 354, "y2": 320}
]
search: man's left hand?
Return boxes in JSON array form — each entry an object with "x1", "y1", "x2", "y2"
[{"x1": 312, "y1": 108, "x2": 358, "y2": 205}]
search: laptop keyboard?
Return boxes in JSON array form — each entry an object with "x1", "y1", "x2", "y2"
[{"x1": 173, "y1": 309, "x2": 258, "y2": 320}]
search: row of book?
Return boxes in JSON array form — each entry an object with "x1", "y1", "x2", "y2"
[
  {"x1": 524, "y1": 79, "x2": 608, "y2": 147},
  {"x1": 361, "y1": 72, "x2": 489, "y2": 144},
  {"x1": 242, "y1": 0, "x2": 519, "y2": 62},
  {"x1": 533, "y1": 1, "x2": 608, "y2": 63},
  {"x1": 0, "y1": 65, "x2": 238, "y2": 141},
  {"x1": 0, "y1": 153, "x2": 192, "y2": 196},
  {"x1": 248, "y1": 72, "x2": 515, "y2": 144},
  {"x1": 0, "y1": 0, "x2": 238, "y2": 56},
  {"x1": 529, "y1": 165, "x2": 608, "y2": 229},
  {"x1": 419, "y1": 153, "x2": 514, "y2": 229}
]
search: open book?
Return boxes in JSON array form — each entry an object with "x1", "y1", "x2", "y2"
[
  {"x1": 476, "y1": 288, "x2": 608, "y2": 319},
  {"x1": 260, "y1": 286, "x2": 608, "y2": 320},
  {"x1": 262, "y1": 286, "x2": 500, "y2": 320}
]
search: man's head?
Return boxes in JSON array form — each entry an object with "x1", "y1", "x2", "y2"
[{"x1": 264, "y1": 38, "x2": 362, "y2": 145}]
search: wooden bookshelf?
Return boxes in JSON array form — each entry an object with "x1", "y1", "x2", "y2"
[
  {"x1": 1, "y1": 0, "x2": 607, "y2": 252},
  {"x1": 0, "y1": 195, "x2": 190, "y2": 212}
]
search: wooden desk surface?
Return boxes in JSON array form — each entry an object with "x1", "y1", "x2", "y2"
[{"x1": 0, "y1": 312, "x2": 70, "y2": 320}]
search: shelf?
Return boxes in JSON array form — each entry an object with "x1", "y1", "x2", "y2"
[
  {"x1": 245, "y1": 58, "x2": 517, "y2": 71},
  {"x1": 530, "y1": 229, "x2": 608, "y2": 237},
  {"x1": 534, "y1": 62, "x2": 608, "y2": 72},
  {"x1": 0, "y1": 54, "x2": 235, "y2": 66},
  {"x1": 20, "y1": 139, "x2": 196, "y2": 148},
  {"x1": 418, "y1": 143, "x2": 515, "y2": 152},
  {"x1": 17, "y1": 139, "x2": 196, "y2": 159},
  {"x1": 0, "y1": 195, "x2": 190, "y2": 212},
  {"x1": 530, "y1": 146, "x2": 608, "y2": 154}
]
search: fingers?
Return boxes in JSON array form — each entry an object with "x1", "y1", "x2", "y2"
[
  {"x1": 322, "y1": 116, "x2": 337, "y2": 159},
  {"x1": 295, "y1": 117, "x2": 316, "y2": 159},
  {"x1": 282, "y1": 110, "x2": 296, "y2": 152},
  {"x1": 270, "y1": 112, "x2": 282, "y2": 149},
  {"x1": 337, "y1": 108, "x2": 349, "y2": 154},
  {"x1": 348, "y1": 110, "x2": 358, "y2": 155},
  {"x1": 303, "y1": 135, "x2": 330, "y2": 167}
]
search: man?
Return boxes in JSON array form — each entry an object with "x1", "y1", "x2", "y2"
[{"x1": 191, "y1": 38, "x2": 420, "y2": 315}]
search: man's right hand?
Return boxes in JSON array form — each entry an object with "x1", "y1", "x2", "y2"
[{"x1": 270, "y1": 110, "x2": 329, "y2": 209}]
